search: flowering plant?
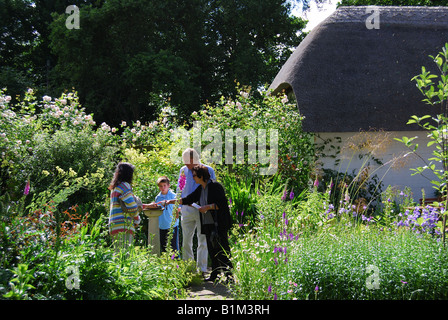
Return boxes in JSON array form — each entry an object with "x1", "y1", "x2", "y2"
[{"x1": 396, "y1": 43, "x2": 448, "y2": 245}]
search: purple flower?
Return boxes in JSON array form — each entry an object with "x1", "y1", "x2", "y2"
[
  {"x1": 268, "y1": 285, "x2": 272, "y2": 293},
  {"x1": 281, "y1": 190, "x2": 287, "y2": 201},
  {"x1": 178, "y1": 171, "x2": 186, "y2": 191},
  {"x1": 24, "y1": 180, "x2": 30, "y2": 195},
  {"x1": 313, "y1": 179, "x2": 319, "y2": 188},
  {"x1": 289, "y1": 191, "x2": 294, "y2": 200},
  {"x1": 315, "y1": 286, "x2": 319, "y2": 292}
]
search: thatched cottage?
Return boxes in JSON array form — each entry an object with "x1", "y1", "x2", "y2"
[{"x1": 270, "y1": 6, "x2": 448, "y2": 200}]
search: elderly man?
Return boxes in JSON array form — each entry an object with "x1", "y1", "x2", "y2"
[{"x1": 178, "y1": 148, "x2": 215, "y2": 276}]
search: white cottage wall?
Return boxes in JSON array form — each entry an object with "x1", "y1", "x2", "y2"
[{"x1": 315, "y1": 131, "x2": 441, "y2": 202}]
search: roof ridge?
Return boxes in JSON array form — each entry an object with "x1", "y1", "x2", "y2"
[{"x1": 327, "y1": 6, "x2": 448, "y2": 26}]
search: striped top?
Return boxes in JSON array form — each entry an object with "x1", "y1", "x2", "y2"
[{"x1": 109, "y1": 182, "x2": 141, "y2": 235}]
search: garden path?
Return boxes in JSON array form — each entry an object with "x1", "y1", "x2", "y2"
[{"x1": 185, "y1": 280, "x2": 233, "y2": 300}]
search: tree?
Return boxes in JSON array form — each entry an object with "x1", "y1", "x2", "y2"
[
  {"x1": 0, "y1": 0, "x2": 37, "y2": 97},
  {"x1": 48, "y1": 0, "x2": 307, "y2": 126},
  {"x1": 0, "y1": 0, "x2": 104, "y2": 101}
]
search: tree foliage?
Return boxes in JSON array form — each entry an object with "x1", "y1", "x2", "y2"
[
  {"x1": 0, "y1": 0, "x2": 306, "y2": 126},
  {"x1": 50, "y1": 0, "x2": 306, "y2": 125}
]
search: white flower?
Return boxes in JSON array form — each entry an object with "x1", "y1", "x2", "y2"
[
  {"x1": 121, "y1": 121, "x2": 127, "y2": 127},
  {"x1": 5, "y1": 96, "x2": 11, "y2": 102},
  {"x1": 101, "y1": 122, "x2": 111, "y2": 131},
  {"x1": 281, "y1": 96, "x2": 288, "y2": 104},
  {"x1": 236, "y1": 101, "x2": 242, "y2": 110},
  {"x1": 136, "y1": 120, "x2": 141, "y2": 127},
  {"x1": 240, "y1": 91, "x2": 249, "y2": 99},
  {"x1": 60, "y1": 99, "x2": 67, "y2": 105},
  {"x1": 27, "y1": 88, "x2": 33, "y2": 94},
  {"x1": 43, "y1": 95, "x2": 51, "y2": 102},
  {"x1": 252, "y1": 111, "x2": 257, "y2": 117}
]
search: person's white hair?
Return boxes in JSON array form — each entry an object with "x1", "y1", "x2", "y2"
[{"x1": 182, "y1": 148, "x2": 200, "y2": 165}]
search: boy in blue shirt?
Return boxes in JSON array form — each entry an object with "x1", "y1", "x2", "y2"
[{"x1": 154, "y1": 176, "x2": 179, "y2": 253}]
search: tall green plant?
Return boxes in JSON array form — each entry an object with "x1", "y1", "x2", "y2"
[{"x1": 396, "y1": 43, "x2": 448, "y2": 245}]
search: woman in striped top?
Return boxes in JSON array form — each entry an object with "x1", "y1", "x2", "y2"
[{"x1": 108, "y1": 162, "x2": 142, "y2": 252}]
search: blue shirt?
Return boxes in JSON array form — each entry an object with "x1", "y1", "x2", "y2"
[
  {"x1": 155, "y1": 189, "x2": 179, "y2": 230},
  {"x1": 178, "y1": 164, "x2": 215, "y2": 214}
]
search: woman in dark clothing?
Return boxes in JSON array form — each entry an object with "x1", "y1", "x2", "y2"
[{"x1": 165, "y1": 164, "x2": 233, "y2": 282}]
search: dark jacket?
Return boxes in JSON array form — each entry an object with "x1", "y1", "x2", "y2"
[{"x1": 181, "y1": 180, "x2": 232, "y2": 234}]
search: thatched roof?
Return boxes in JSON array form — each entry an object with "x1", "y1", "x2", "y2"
[{"x1": 270, "y1": 6, "x2": 448, "y2": 132}]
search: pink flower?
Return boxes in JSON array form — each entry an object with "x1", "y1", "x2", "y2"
[
  {"x1": 24, "y1": 180, "x2": 30, "y2": 195},
  {"x1": 178, "y1": 171, "x2": 186, "y2": 191}
]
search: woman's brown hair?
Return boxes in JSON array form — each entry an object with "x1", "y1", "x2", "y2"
[
  {"x1": 108, "y1": 162, "x2": 135, "y2": 190},
  {"x1": 192, "y1": 164, "x2": 210, "y2": 182}
]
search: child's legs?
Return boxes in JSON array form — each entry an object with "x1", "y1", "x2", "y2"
[
  {"x1": 160, "y1": 227, "x2": 179, "y2": 253},
  {"x1": 159, "y1": 228, "x2": 169, "y2": 252},
  {"x1": 171, "y1": 226, "x2": 179, "y2": 252}
]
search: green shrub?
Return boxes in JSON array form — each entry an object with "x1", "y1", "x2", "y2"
[
  {"x1": 0, "y1": 89, "x2": 119, "y2": 219},
  {"x1": 191, "y1": 85, "x2": 314, "y2": 192}
]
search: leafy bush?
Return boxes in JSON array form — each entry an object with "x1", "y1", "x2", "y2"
[
  {"x1": 0, "y1": 199, "x2": 195, "y2": 300},
  {"x1": 0, "y1": 89, "x2": 119, "y2": 219},
  {"x1": 191, "y1": 85, "x2": 314, "y2": 192},
  {"x1": 230, "y1": 204, "x2": 448, "y2": 300}
]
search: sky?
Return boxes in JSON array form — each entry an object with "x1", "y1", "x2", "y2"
[{"x1": 293, "y1": 0, "x2": 339, "y2": 32}]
